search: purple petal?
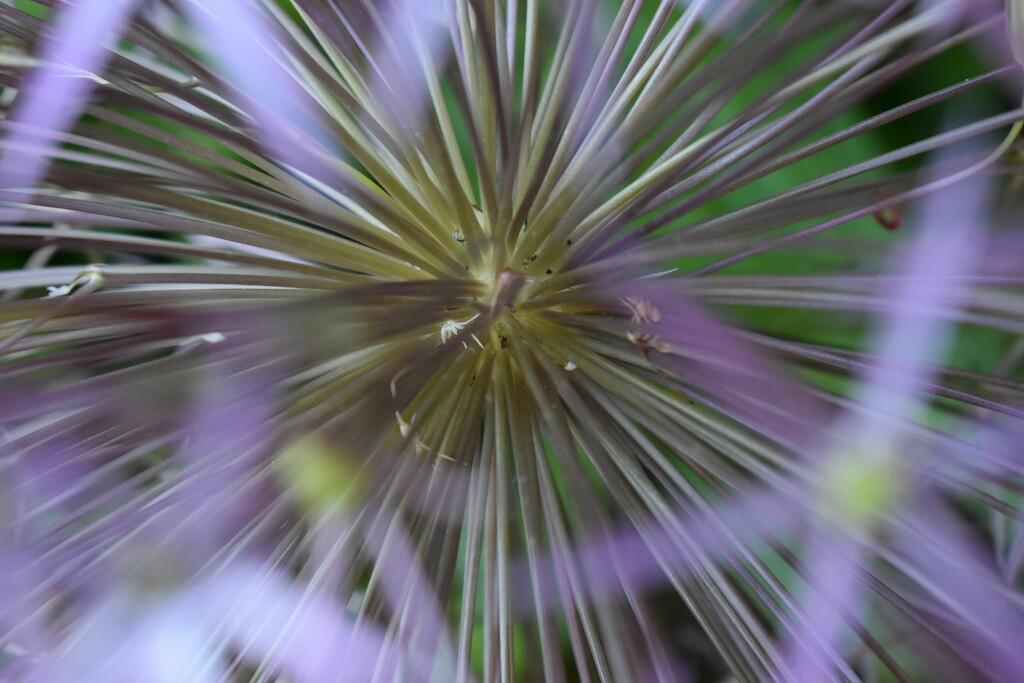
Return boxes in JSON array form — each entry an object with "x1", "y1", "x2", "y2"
[
  {"x1": 896, "y1": 494, "x2": 1024, "y2": 682},
  {"x1": 514, "y1": 486, "x2": 802, "y2": 618},
  {"x1": 856, "y1": 171, "x2": 989, "y2": 434},
  {"x1": 618, "y1": 280, "x2": 834, "y2": 455},
  {"x1": 182, "y1": 0, "x2": 339, "y2": 182},
  {"x1": 366, "y1": 0, "x2": 452, "y2": 128},
  {"x1": 0, "y1": 0, "x2": 140, "y2": 200},
  {"x1": 208, "y1": 562, "x2": 394, "y2": 683},
  {"x1": 780, "y1": 531, "x2": 866, "y2": 683},
  {"x1": 359, "y1": 506, "x2": 460, "y2": 678}
]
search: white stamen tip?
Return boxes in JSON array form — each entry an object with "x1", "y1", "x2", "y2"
[
  {"x1": 182, "y1": 332, "x2": 226, "y2": 346},
  {"x1": 44, "y1": 264, "x2": 107, "y2": 299},
  {"x1": 439, "y1": 315, "x2": 479, "y2": 345}
]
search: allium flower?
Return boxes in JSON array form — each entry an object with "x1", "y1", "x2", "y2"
[{"x1": 1, "y1": 1, "x2": 1024, "y2": 681}]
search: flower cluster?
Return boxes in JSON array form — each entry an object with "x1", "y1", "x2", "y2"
[{"x1": 1, "y1": 0, "x2": 1023, "y2": 681}]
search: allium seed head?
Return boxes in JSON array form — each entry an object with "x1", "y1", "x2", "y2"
[{"x1": 0, "y1": 1, "x2": 1023, "y2": 681}]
